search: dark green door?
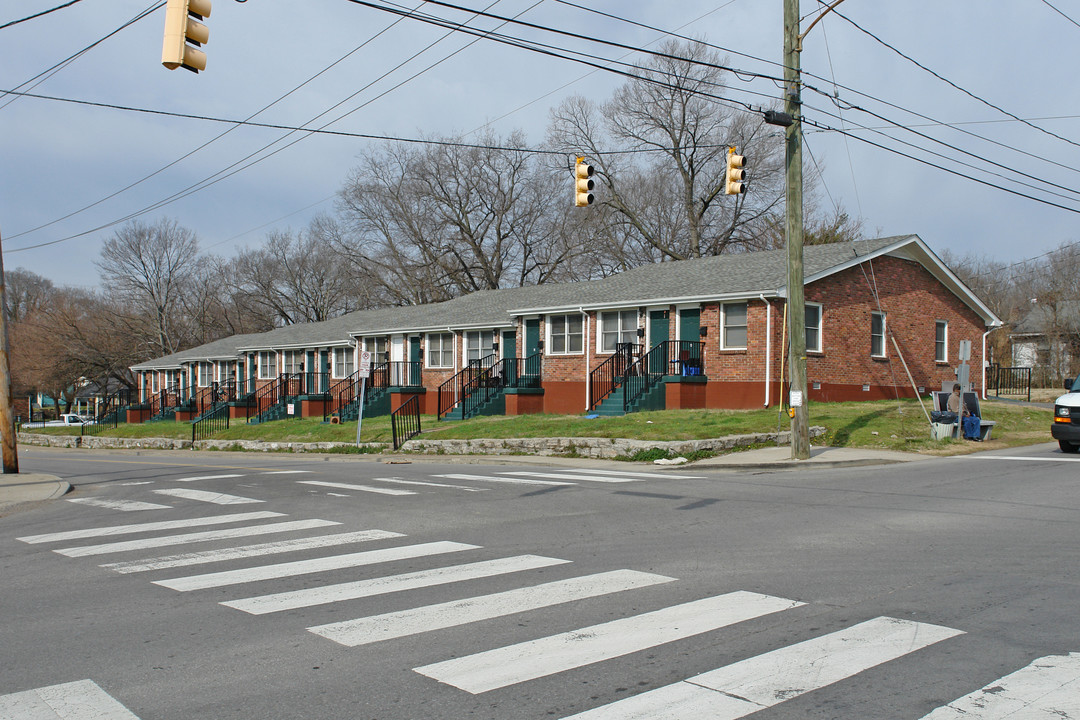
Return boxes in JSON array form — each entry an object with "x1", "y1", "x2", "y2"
[
  {"x1": 649, "y1": 310, "x2": 669, "y2": 373},
  {"x1": 502, "y1": 330, "x2": 516, "y2": 360},
  {"x1": 408, "y1": 336, "x2": 422, "y2": 386},
  {"x1": 524, "y1": 319, "x2": 541, "y2": 357},
  {"x1": 680, "y1": 308, "x2": 701, "y2": 370}
]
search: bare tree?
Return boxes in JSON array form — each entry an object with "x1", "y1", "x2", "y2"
[
  {"x1": 547, "y1": 39, "x2": 786, "y2": 264},
  {"x1": 96, "y1": 218, "x2": 200, "y2": 356},
  {"x1": 336, "y1": 132, "x2": 570, "y2": 301}
]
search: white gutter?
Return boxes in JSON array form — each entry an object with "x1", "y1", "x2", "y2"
[
  {"x1": 760, "y1": 294, "x2": 771, "y2": 407},
  {"x1": 510, "y1": 292, "x2": 780, "y2": 317},
  {"x1": 981, "y1": 322, "x2": 1003, "y2": 399}
]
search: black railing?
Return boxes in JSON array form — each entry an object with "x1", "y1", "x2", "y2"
[
  {"x1": 190, "y1": 381, "x2": 238, "y2": 418},
  {"x1": 438, "y1": 353, "x2": 498, "y2": 419},
  {"x1": 80, "y1": 387, "x2": 137, "y2": 436},
  {"x1": 505, "y1": 352, "x2": 542, "y2": 389},
  {"x1": 991, "y1": 365, "x2": 1032, "y2": 400},
  {"x1": 391, "y1": 394, "x2": 422, "y2": 449},
  {"x1": 149, "y1": 384, "x2": 183, "y2": 420},
  {"x1": 192, "y1": 402, "x2": 230, "y2": 443},
  {"x1": 589, "y1": 340, "x2": 704, "y2": 412},
  {"x1": 588, "y1": 342, "x2": 641, "y2": 411},
  {"x1": 323, "y1": 361, "x2": 406, "y2": 422}
]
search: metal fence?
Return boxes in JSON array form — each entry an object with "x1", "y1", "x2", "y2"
[
  {"x1": 988, "y1": 365, "x2": 1032, "y2": 401},
  {"x1": 391, "y1": 395, "x2": 421, "y2": 449}
]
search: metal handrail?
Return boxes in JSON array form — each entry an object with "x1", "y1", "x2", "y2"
[
  {"x1": 438, "y1": 353, "x2": 498, "y2": 418},
  {"x1": 391, "y1": 395, "x2": 422, "y2": 449},
  {"x1": 588, "y1": 343, "x2": 640, "y2": 411}
]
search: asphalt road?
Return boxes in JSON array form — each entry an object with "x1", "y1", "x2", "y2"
[{"x1": 2, "y1": 444, "x2": 1079, "y2": 719}]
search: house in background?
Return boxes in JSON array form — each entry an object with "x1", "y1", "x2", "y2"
[
  {"x1": 1009, "y1": 300, "x2": 1080, "y2": 385},
  {"x1": 127, "y1": 235, "x2": 1000, "y2": 425}
]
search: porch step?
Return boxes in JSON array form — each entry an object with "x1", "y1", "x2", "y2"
[{"x1": 441, "y1": 389, "x2": 506, "y2": 422}]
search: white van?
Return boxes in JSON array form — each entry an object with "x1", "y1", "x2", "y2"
[{"x1": 1052, "y1": 378, "x2": 1080, "y2": 453}]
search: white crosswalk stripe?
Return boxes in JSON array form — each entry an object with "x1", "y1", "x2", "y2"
[
  {"x1": 370, "y1": 477, "x2": 488, "y2": 492},
  {"x1": 101, "y1": 529, "x2": 406, "y2": 574},
  {"x1": 560, "y1": 617, "x2": 963, "y2": 719},
  {"x1": 415, "y1": 591, "x2": 805, "y2": 694},
  {"x1": 310, "y1": 569, "x2": 675, "y2": 647},
  {"x1": 67, "y1": 497, "x2": 172, "y2": 511},
  {"x1": 299, "y1": 480, "x2": 416, "y2": 496},
  {"x1": 920, "y1": 652, "x2": 1080, "y2": 719},
  {"x1": 17, "y1": 511, "x2": 285, "y2": 544},
  {"x1": 153, "y1": 488, "x2": 264, "y2": 505},
  {"x1": 260, "y1": 470, "x2": 312, "y2": 474},
  {"x1": 570, "y1": 468, "x2": 705, "y2": 480},
  {"x1": 154, "y1": 541, "x2": 480, "y2": 591},
  {"x1": 55, "y1": 519, "x2": 341, "y2": 557},
  {"x1": 0, "y1": 679, "x2": 140, "y2": 719},
  {"x1": 433, "y1": 473, "x2": 574, "y2": 486},
  {"x1": 222, "y1": 554, "x2": 572, "y2": 615},
  {"x1": 172, "y1": 474, "x2": 245, "y2": 482}
]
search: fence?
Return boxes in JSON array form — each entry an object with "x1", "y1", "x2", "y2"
[
  {"x1": 989, "y1": 365, "x2": 1032, "y2": 401},
  {"x1": 191, "y1": 402, "x2": 230, "y2": 442},
  {"x1": 391, "y1": 395, "x2": 421, "y2": 449}
]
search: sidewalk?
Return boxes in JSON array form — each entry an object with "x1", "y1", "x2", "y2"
[
  {"x1": 690, "y1": 445, "x2": 921, "y2": 470},
  {"x1": 0, "y1": 473, "x2": 69, "y2": 513}
]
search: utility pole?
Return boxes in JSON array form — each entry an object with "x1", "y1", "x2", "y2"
[
  {"x1": 784, "y1": 0, "x2": 810, "y2": 460},
  {"x1": 0, "y1": 230, "x2": 20, "y2": 473}
]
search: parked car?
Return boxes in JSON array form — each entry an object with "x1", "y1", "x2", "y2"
[
  {"x1": 1052, "y1": 377, "x2": 1080, "y2": 453},
  {"x1": 21, "y1": 413, "x2": 93, "y2": 429}
]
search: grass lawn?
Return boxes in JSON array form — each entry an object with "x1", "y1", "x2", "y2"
[{"x1": 22, "y1": 397, "x2": 1054, "y2": 456}]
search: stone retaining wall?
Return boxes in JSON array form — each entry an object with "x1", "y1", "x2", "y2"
[{"x1": 17, "y1": 427, "x2": 825, "y2": 459}]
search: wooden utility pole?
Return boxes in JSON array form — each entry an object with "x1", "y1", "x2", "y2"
[
  {"x1": 784, "y1": 0, "x2": 810, "y2": 460},
  {"x1": 0, "y1": 230, "x2": 20, "y2": 473}
]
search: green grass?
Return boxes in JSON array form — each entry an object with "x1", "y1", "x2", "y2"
[{"x1": 20, "y1": 399, "x2": 1053, "y2": 456}]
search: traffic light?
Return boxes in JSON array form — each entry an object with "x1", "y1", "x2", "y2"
[
  {"x1": 575, "y1": 157, "x2": 595, "y2": 207},
  {"x1": 162, "y1": 0, "x2": 211, "y2": 73},
  {"x1": 725, "y1": 147, "x2": 746, "y2": 195}
]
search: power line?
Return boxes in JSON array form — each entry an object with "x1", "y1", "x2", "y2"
[
  {"x1": 1040, "y1": 0, "x2": 1080, "y2": 30},
  {"x1": 0, "y1": 0, "x2": 87, "y2": 30},
  {"x1": 0, "y1": 2, "x2": 164, "y2": 111},
  {"x1": 5, "y1": 1, "x2": 429, "y2": 242},
  {"x1": 823, "y1": 2, "x2": 1080, "y2": 151}
]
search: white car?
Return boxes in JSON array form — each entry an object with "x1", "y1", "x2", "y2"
[
  {"x1": 1052, "y1": 378, "x2": 1080, "y2": 453},
  {"x1": 22, "y1": 413, "x2": 93, "y2": 429}
]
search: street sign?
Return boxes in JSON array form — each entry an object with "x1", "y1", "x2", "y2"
[{"x1": 358, "y1": 350, "x2": 372, "y2": 379}]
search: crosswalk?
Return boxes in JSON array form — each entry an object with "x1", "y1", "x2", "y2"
[{"x1": 10, "y1": 503, "x2": 1080, "y2": 719}]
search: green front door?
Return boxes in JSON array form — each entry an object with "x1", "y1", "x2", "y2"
[
  {"x1": 408, "y1": 336, "x2": 422, "y2": 386},
  {"x1": 649, "y1": 310, "x2": 669, "y2": 373}
]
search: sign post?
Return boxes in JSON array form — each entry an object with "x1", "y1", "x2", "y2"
[{"x1": 356, "y1": 351, "x2": 372, "y2": 445}]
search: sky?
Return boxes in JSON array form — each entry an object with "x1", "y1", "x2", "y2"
[{"x1": 2, "y1": 0, "x2": 1079, "y2": 289}]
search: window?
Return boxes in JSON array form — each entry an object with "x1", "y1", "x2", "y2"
[
  {"x1": 871, "y1": 312, "x2": 887, "y2": 357},
  {"x1": 165, "y1": 370, "x2": 178, "y2": 389},
  {"x1": 258, "y1": 351, "x2": 278, "y2": 379},
  {"x1": 935, "y1": 320, "x2": 948, "y2": 362},
  {"x1": 721, "y1": 302, "x2": 748, "y2": 349},
  {"x1": 427, "y1": 333, "x2": 454, "y2": 368},
  {"x1": 148, "y1": 373, "x2": 159, "y2": 394},
  {"x1": 464, "y1": 331, "x2": 495, "y2": 364},
  {"x1": 806, "y1": 303, "x2": 823, "y2": 353},
  {"x1": 599, "y1": 310, "x2": 638, "y2": 353},
  {"x1": 197, "y1": 362, "x2": 213, "y2": 387},
  {"x1": 332, "y1": 347, "x2": 355, "y2": 379},
  {"x1": 282, "y1": 350, "x2": 304, "y2": 375},
  {"x1": 548, "y1": 314, "x2": 583, "y2": 354},
  {"x1": 362, "y1": 336, "x2": 388, "y2": 362}
]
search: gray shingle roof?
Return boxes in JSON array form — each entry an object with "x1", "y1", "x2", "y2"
[{"x1": 136, "y1": 234, "x2": 989, "y2": 370}]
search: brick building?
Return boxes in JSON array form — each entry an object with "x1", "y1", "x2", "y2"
[{"x1": 128, "y1": 235, "x2": 1000, "y2": 423}]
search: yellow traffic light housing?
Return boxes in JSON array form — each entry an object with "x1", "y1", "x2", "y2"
[
  {"x1": 162, "y1": 0, "x2": 211, "y2": 73},
  {"x1": 726, "y1": 148, "x2": 746, "y2": 195},
  {"x1": 575, "y1": 157, "x2": 595, "y2": 207}
]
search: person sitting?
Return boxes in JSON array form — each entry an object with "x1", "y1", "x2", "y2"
[{"x1": 948, "y1": 383, "x2": 982, "y2": 440}]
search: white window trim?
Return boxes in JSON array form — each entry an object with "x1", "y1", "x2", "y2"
[
  {"x1": 463, "y1": 330, "x2": 495, "y2": 365},
  {"x1": 806, "y1": 302, "x2": 823, "y2": 353},
  {"x1": 597, "y1": 310, "x2": 639, "y2": 354},
  {"x1": 871, "y1": 312, "x2": 887, "y2": 358},
  {"x1": 426, "y1": 332, "x2": 455, "y2": 369},
  {"x1": 196, "y1": 362, "x2": 212, "y2": 388},
  {"x1": 935, "y1": 320, "x2": 948, "y2": 363},
  {"x1": 258, "y1": 351, "x2": 278, "y2": 380},
  {"x1": 331, "y1": 347, "x2": 355, "y2": 379},
  {"x1": 720, "y1": 301, "x2": 749, "y2": 350},
  {"x1": 547, "y1": 313, "x2": 584, "y2": 356}
]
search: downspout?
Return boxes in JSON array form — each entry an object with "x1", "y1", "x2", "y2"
[
  {"x1": 582, "y1": 308, "x2": 590, "y2": 412},
  {"x1": 981, "y1": 324, "x2": 1001, "y2": 400},
  {"x1": 760, "y1": 294, "x2": 771, "y2": 407}
]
